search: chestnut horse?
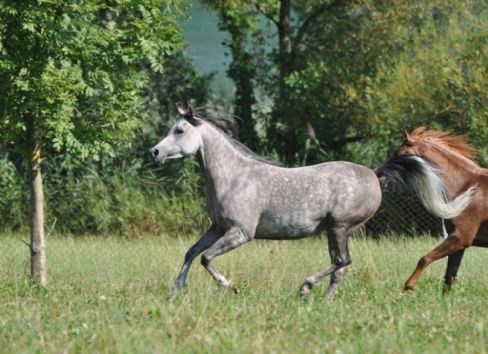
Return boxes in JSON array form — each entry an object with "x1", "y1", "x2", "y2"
[{"x1": 376, "y1": 127, "x2": 488, "y2": 293}]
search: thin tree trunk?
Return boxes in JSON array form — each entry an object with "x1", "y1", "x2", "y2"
[
  {"x1": 278, "y1": 0, "x2": 292, "y2": 104},
  {"x1": 274, "y1": 0, "x2": 299, "y2": 162},
  {"x1": 29, "y1": 153, "x2": 46, "y2": 285},
  {"x1": 219, "y1": 9, "x2": 258, "y2": 149},
  {"x1": 229, "y1": 34, "x2": 257, "y2": 148},
  {"x1": 25, "y1": 115, "x2": 47, "y2": 286}
]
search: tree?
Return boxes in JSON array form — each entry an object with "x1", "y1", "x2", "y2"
[
  {"x1": 0, "y1": 0, "x2": 186, "y2": 285},
  {"x1": 363, "y1": 0, "x2": 488, "y2": 165},
  {"x1": 206, "y1": 0, "x2": 353, "y2": 162},
  {"x1": 202, "y1": 0, "x2": 261, "y2": 148},
  {"x1": 208, "y1": 0, "x2": 488, "y2": 165}
]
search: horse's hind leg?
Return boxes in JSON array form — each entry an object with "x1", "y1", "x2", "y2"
[
  {"x1": 404, "y1": 236, "x2": 465, "y2": 292},
  {"x1": 300, "y1": 223, "x2": 351, "y2": 297},
  {"x1": 443, "y1": 249, "x2": 466, "y2": 294},
  {"x1": 201, "y1": 226, "x2": 251, "y2": 292},
  {"x1": 173, "y1": 225, "x2": 220, "y2": 294},
  {"x1": 326, "y1": 267, "x2": 348, "y2": 299}
]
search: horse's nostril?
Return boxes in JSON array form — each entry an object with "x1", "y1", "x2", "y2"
[{"x1": 151, "y1": 148, "x2": 159, "y2": 157}]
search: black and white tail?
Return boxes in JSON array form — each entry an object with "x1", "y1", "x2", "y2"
[{"x1": 375, "y1": 154, "x2": 476, "y2": 219}]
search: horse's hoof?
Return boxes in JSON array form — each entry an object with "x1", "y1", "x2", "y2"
[
  {"x1": 325, "y1": 289, "x2": 338, "y2": 300},
  {"x1": 171, "y1": 286, "x2": 182, "y2": 297},
  {"x1": 299, "y1": 282, "x2": 312, "y2": 297},
  {"x1": 402, "y1": 286, "x2": 413, "y2": 295},
  {"x1": 442, "y1": 285, "x2": 452, "y2": 295}
]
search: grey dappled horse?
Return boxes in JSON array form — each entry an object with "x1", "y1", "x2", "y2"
[{"x1": 151, "y1": 105, "x2": 382, "y2": 297}]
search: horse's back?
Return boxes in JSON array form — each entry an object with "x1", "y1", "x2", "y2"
[
  {"x1": 254, "y1": 161, "x2": 381, "y2": 238},
  {"x1": 308, "y1": 161, "x2": 382, "y2": 223}
]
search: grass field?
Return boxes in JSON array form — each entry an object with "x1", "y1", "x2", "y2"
[{"x1": 1, "y1": 233, "x2": 488, "y2": 353}]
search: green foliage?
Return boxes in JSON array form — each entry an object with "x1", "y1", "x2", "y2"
[
  {"x1": 0, "y1": 155, "x2": 209, "y2": 235},
  {"x1": 1, "y1": 0, "x2": 488, "y2": 236},
  {"x1": 0, "y1": 0, "x2": 214, "y2": 237},
  {"x1": 364, "y1": 1, "x2": 488, "y2": 165},
  {"x1": 207, "y1": 0, "x2": 488, "y2": 166},
  {"x1": 202, "y1": 0, "x2": 264, "y2": 148},
  {"x1": 0, "y1": 0, "x2": 186, "y2": 157}
]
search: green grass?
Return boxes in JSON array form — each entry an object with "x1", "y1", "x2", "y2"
[{"x1": 1, "y1": 233, "x2": 488, "y2": 353}]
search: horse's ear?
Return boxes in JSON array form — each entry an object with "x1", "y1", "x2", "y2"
[
  {"x1": 187, "y1": 104, "x2": 194, "y2": 118},
  {"x1": 403, "y1": 129, "x2": 411, "y2": 140},
  {"x1": 176, "y1": 103, "x2": 187, "y2": 116},
  {"x1": 183, "y1": 103, "x2": 199, "y2": 125},
  {"x1": 176, "y1": 102, "x2": 199, "y2": 125}
]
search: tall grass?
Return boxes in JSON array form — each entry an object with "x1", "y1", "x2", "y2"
[
  {"x1": 0, "y1": 156, "x2": 28, "y2": 230},
  {"x1": 0, "y1": 155, "x2": 209, "y2": 235},
  {"x1": 1, "y1": 233, "x2": 487, "y2": 353}
]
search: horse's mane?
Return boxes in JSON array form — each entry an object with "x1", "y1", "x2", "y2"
[
  {"x1": 410, "y1": 126, "x2": 478, "y2": 167},
  {"x1": 193, "y1": 108, "x2": 281, "y2": 166},
  {"x1": 193, "y1": 107, "x2": 239, "y2": 137}
]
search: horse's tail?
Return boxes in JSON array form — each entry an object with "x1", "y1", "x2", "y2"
[{"x1": 375, "y1": 154, "x2": 476, "y2": 219}]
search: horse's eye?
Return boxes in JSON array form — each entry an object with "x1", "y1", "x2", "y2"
[{"x1": 175, "y1": 128, "x2": 184, "y2": 135}]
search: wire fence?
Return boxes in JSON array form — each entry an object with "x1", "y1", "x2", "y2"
[
  {"x1": 366, "y1": 186, "x2": 443, "y2": 237},
  {"x1": 0, "y1": 185, "x2": 445, "y2": 274}
]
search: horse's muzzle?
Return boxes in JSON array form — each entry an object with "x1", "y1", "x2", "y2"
[
  {"x1": 150, "y1": 148, "x2": 168, "y2": 164},
  {"x1": 150, "y1": 148, "x2": 159, "y2": 158}
]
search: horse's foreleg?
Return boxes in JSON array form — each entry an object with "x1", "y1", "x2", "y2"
[
  {"x1": 300, "y1": 224, "x2": 351, "y2": 297},
  {"x1": 443, "y1": 249, "x2": 466, "y2": 295},
  {"x1": 201, "y1": 226, "x2": 251, "y2": 292},
  {"x1": 173, "y1": 226, "x2": 220, "y2": 295},
  {"x1": 403, "y1": 235, "x2": 467, "y2": 293}
]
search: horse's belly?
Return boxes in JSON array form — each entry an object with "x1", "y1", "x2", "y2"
[{"x1": 254, "y1": 213, "x2": 323, "y2": 239}]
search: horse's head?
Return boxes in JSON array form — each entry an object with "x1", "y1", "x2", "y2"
[
  {"x1": 150, "y1": 104, "x2": 203, "y2": 163},
  {"x1": 394, "y1": 126, "x2": 479, "y2": 170}
]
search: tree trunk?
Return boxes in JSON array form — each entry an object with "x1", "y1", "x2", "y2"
[
  {"x1": 278, "y1": 0, "x2": 292, "y2": 105},
  {"x1": 229, "y1": 38, "x2": 257, "y2": 148},
  {"x1": 219, "y1": 11, "x2": 258, "y2": 149},
  {"x1": 25, "y1": 115, "x2": 47, "y2": 286},
  {"x1": 273, "y1": 0, "x2": 300, "y2": 162},
  {"x1": 29, "y1": 152, "x2": 46, "y2": 285}
]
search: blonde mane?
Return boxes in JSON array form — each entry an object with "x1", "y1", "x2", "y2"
[{"x1": 410, "y1": 127, "x2": 479, "y2": 167}]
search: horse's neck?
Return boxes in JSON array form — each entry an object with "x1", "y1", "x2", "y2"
[
  {"x1": 423, "y1": 145, "x2": 477, "y2": 193},
  {"x1": 198, "y1": 124, "x2": 250, "y2": 194}
]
